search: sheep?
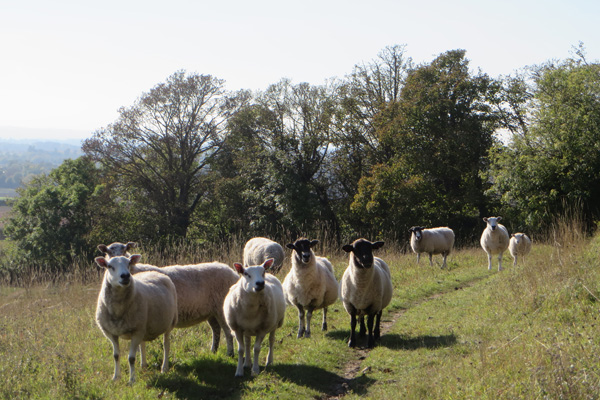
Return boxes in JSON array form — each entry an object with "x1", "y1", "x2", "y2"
[
  {"x1": 509, "y1": 233, "x2": 532, "y2": 266},
  {"x1": 94, "y1": 254, "x2": 177, "y2": 384},
  {"x1": 223, "y1": 258, "x2": 286, "y2": 377},
  {"x1": 97, "y1": 242, "x2": 239, "y2": 356},
  {"x1": 97, "y1": 241, "x2": 137, "y2": 258},
  {"x1": 243, "y1": 237, "x2": 285, "y2": 274},
  {"x1": 282, "y1": 238, "x2": 339, "y2": 338},
  {"x1": 480, "y1": 216, "x2": 510, "y2": 271},
  {"x1": 340, "y1": 239, "x2": 393, "y2": 348},
  {"x1": 408, "y1": 226, "x2": 455, "y2": 269}
]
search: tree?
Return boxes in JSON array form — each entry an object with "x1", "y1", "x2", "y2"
[
  {"x1": 487, "y1": 53, "x2": 600, "y2": 232},
  {"x1": 4, "y1": 157, "x2": 100, "y2": 268},
  {"x1": 83, "y1": 71, "x2": 245, "y2": 239},
  {"x1": 351, "y1": 50, "x2": 499, "y2": 237}
]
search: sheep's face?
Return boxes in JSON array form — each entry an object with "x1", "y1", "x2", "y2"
[
  {"x1": 512, "y1": 233, "x2": 524, "y2": 244},
  {"x1": 483, "y1": 217, "x2": 502, "y2": 231},
  {"x1": 409, "y1": 226, "x2": 424, "y2": 241},
  {"x1": 95, "y1": 255, "x2": 141, "y2": 287},
  {"x1": 97, "y1": 241, "x2": 137, "y2": 258},
  {"x1": 234, "y1": 259, "x2": 274, "y2": 293},
  {"x1": 342, "y1": 238, "x2": 384, "y2": 269},
  {"x1": 286, "y1": 238, "x2": 319, "y2": 265}
]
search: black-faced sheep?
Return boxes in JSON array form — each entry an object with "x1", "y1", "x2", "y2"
[
  {"x1": 95, "y1": 255, "x2": 177, "y2": 384},
  {"x1": 408, "y1": 226, "x2": 455, "y2": 269},
  {"x1": 480, "y1": 216, "x2": 510, "y2": 271},
  {"x1": 509, "y1": 233, "x2": 532, "y2": 266},
  {"x1": 283, "y1": 238, "x2": 339, "y2": 338},
  {"x1": 223, "y1": 258, "x2": 286, "y2": 377},
  {"x1": 243, "y1": 237, "x2": 285, "y2": 274},
  {"x1": 340, "y1": 239, "x2": 393, "y2": 348}
]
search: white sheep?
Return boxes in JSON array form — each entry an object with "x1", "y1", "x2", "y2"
[
  {"x1": 243, "y1": 237, "x2": 285, "y2": 274},
  {"x1": 97, "y1": 241, "x2": 137, "y2": 258},
  {"x1": 223, "y1": 258, "x2": 286, "y2": 377},
  {"x1": 95, "y1": 254, "x2": 177, "y2": 384},
  {"x1": 97, "y1": 242, "x2": 239, "y2": 356},
  {"x1": 509, "y1": 233, "x2": 532, "y2": 266},
  {"x1": 408, "y1": 226, "x2": 455, "y2": 269},
  {"x1": 282, "y1": 238, "x2": 339, "y2": 338},
  {"x1": 340, "y1": 239, "x2": 393, "y2": 348},
  {"x1": 480, "y1": 216, "x2": 510, "y2": 271}
]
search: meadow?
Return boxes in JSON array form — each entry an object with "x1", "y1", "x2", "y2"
[{"x1": 1, "y1": 220, "x2": 600, "y2": 399}]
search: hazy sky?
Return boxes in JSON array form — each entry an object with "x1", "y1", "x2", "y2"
[{"x1": 1, "y1": 0, "x2": 598, "y2": 141}]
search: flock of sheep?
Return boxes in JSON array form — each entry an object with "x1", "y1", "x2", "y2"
[{"x1": 92, "y1": 217, "x2": 532, "y2": 384}]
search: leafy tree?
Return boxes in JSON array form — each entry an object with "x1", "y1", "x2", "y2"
[
  {"x1": 351, "y1": 50, "x2": 499, "y2": 238},
  {"x1": 4, "y1": 157, "x2": 100, "y2": 268},
  {"x1": 487, "y1": 53, "x2": 600, "y2": 232},
  {"x1": 83, "y1": 71, "x2": 245, "y2": 240}
]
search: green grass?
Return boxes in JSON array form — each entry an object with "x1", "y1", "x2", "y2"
[{"x1": 2, "y1": 229, "x2": 600, "y2": 399}]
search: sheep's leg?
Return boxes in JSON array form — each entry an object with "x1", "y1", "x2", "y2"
[
  {"x1": 265, "y1": 330, "x2": 276, "y2": 367},
  {"x1": 207, "y1": 317, "x2": 221, "y2": 353},
  {"x1": 161, "y1": 330, "x2": 171, "y2": 373},
  {"x1": 442, "y1": 252, "x2": 448, "y2": 269},
  {"x1": 498, "y1": 252, "x2": 503, "y2": 271},
  {"x1": 128, "y1": 335, "x2": 143, "y2": 384},
  {"x1": 348, "y1": 311, "x2": 357, "y2": 347},
  {"x1": 216, "y1": 314, "x2": 234, "y2": 357},
  {"x1": 108, "y1": 334, "x2": 121, "y2": 381},
  {"x1": 416, "y1": 253, "x2": 421, "y2": 264},
  {"x1": 322, "y1": 307, "x2": 328, "y2": 331},
  {"x1": 374, "y1": 310, "x2": 382, "y2": 340},
  {"x1": 296, "y1": 304, "x2": 306, "y2": 338},
  {"x1": 233, "y1": 330, "x2": 245, "y2": 377},
  {"x1": 244, "y1": 335, "x2": 252, "y2": 369},
  {"x1": 139, "y1": 342, "x2": 147, "y2": 368},
  {"x1": 366, "y1": 313, "x2": 376, "y2": 348},
  {"x1": 359, "y1": 315, "x2": 366, "y2": 337},
  {"x1": 428, "y1": 253, "x2": 433, "y2": 267},
  {"x1": 252, "y1": 333, "x2": 265, "y2": 376},
  {"x1": 305, "y1": 307, "x2": 314, "y2": 338},
  {"x1": 513, "y1": 255, "x2": 518, "y2": 267},
  {"x1": 487, "y1": 252, "x2": 492, "y2": 270}
]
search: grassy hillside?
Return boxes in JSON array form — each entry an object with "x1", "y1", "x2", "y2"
[{"x1": 1, "y1": 225, "x2": 599, "y2": 399}]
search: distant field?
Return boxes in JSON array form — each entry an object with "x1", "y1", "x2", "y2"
[{"x1": 0, "y1": 188, "x2": 17, "y2": 197}]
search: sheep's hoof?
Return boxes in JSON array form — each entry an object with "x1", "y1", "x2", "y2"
[
  {"x1": 348, "y1": 339, "x2": 356, "y2": 348},
  {"x1": 322, "y1": 323, "x2": 328, "y2": 331},
  {"x1": 251, "y1": 367, "x2": 260, "y2": 376}
]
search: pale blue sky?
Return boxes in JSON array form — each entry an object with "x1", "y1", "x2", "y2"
[{"x1": 1, "y1": 0, "x2": 598, "y2": 140}]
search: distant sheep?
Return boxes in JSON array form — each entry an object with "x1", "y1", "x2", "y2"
[
  {"x1": 223, "y1": 258, "x2": 286, "y2": 377},
  {"x1": 243, "y1": 237, "x2": 285, "y2": 274},
  {"x1": 97, "y1": 242, "x2": 137, "y2": 258},
  {"x1": 509, "y1": 233, "x2": 532, "y2": 266},
  {"x1": 283, "y1": 238, "x2": 339, "y2": 338},
  {"x1": 480, "y1": 217, "x2": 510, "y2": 271},
  {"x1": 97, "y1": 242, "x2": 239, "y2": 356},
  {"x1": 408, "y1": 226, "x2": 455, "y2": 269},
  {"x1": 340, "y1": 239, "x2": 393, "y2": 348},
  {"x1": 95, "y1": 254, "x2": 177, "y2": 384}
]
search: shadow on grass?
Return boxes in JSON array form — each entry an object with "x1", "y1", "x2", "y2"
[
  {"x1": 326, "y1": 329, "x2": 457, "y2": 351},
  {"x1": 151, "y1": 356, "x2": 376, "y2": 399}
]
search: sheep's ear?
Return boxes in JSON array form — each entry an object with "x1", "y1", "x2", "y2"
[
  {"x1": 497, "y1": 216, "x2": 502, "y2": 221},
  {"x1": 234, "y1": 263, "x2": 244, "y2": 274},
  {"x1": 483, "y1": 217, "x2": 488, "y2": 222},
  {"x1": 310, "y1": 240, "x2": 319, "y2": 248},
  {"x1": 511, "y1": 234, "x2": 515, "y2": 238},
  {"x1": 408, "y1": 227, "x2": 414, "y2": 233},
  {"x1": 95, "y1": 256, "x2": 109, "y2": 268},
  {"x1": 97, "y1": 244, "x2": 109, "y2": 254},
  {"x1": 372, "y1": 241, "x2": 385, "y2": 250},
  {"x1": 125, "y1": 242, "x2": 137, "y2": 251},
  {"x1": 342, "y1": 244, "x2": 353, "y2": 253},
  {"x1": 129, "y1": 254, "x2": 142, "y2": 265},
  {"x1": 286, "y1": 243, "x2": 295, "y2": 250},
  {"x1": 263, "y1": 258, "x2": 274, "y2": 270}
]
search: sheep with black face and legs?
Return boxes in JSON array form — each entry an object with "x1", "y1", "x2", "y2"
[
  {"x1": 340, "y1": 239, "x2": 393, "y2": 348},
  {"x1": 94, "y1": 254, "x2": 177, "y2": 384},
  {"x1": 408, "y1": 226, "x2": 455, "y2": 269},
  {"x1": 283, "y1": 238, "x2": 339, "y2": 338}
]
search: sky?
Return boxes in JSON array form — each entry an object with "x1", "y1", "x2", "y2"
[{"x1": 1, "y1": 0, "x2": 598, "y2": 142}]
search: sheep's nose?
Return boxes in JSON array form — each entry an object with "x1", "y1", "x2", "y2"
[
  {"x1": 302, "y1": 254, "x2": 311, "y2": 263},
  {"x1": 255, "y1": 281, "x2": 265, "y2": 291}
]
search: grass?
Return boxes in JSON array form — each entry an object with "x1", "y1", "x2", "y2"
[{"x1": 2, "y1": 225, "x2": 600, "y2": 399}]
